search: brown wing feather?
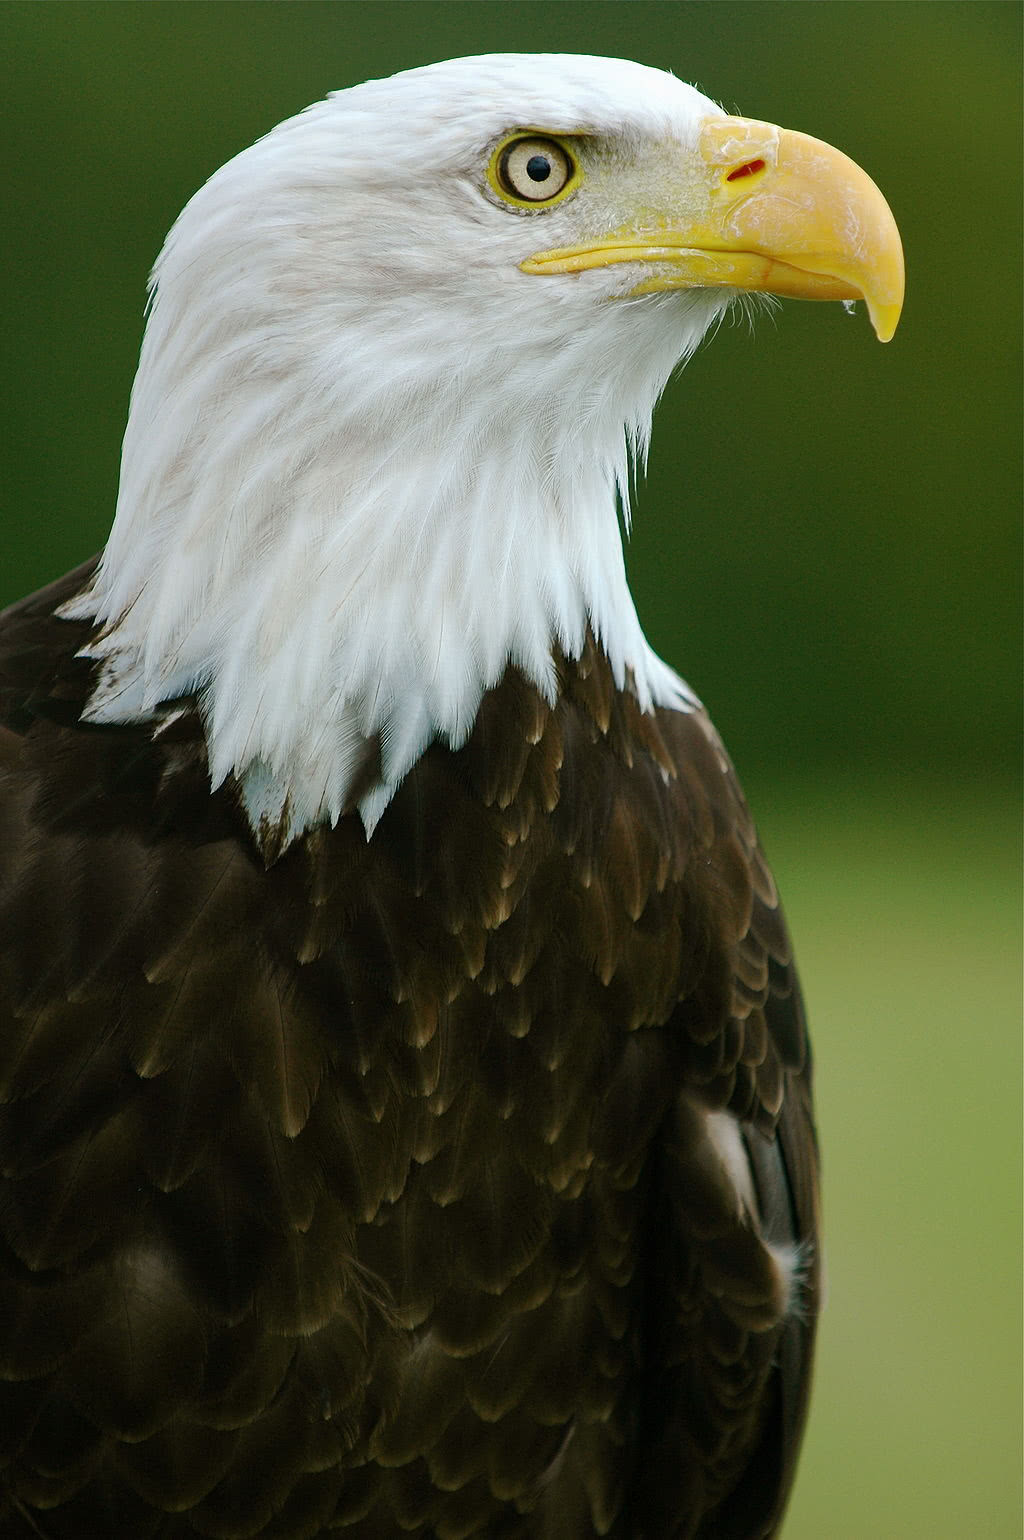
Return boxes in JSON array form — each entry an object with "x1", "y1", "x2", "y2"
[{"x1": 0, "y1": 581, "x2": 818, "y2": 1538}]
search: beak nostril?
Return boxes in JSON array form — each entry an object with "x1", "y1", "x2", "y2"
[{"x1": 726, "y1": 158, "x2": 766, "y2": 182}]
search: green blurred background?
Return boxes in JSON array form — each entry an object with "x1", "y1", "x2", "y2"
[{"x1": 2, "y1": 4, "x2": 1020, "y2": 1535}]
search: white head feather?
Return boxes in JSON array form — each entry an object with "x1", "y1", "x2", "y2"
[{"x1": 64, "y1": 54, "x2": 729, "y2": 844}]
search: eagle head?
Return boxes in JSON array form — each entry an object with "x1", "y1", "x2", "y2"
[{"x1": 63, "y1": 54, "x2": 902, "y2": 847}]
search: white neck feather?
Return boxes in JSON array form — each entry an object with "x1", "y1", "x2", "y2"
[{"x1": 62, "y1": 68, "x2": 724, "y2": 846}]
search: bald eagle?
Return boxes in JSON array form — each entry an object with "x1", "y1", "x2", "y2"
[{"x1": 0, "y1": 54, "x2": 902, "y2": 1540}]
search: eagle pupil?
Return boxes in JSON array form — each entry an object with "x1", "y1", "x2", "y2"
[{"x1": 526, "y1": 155, "x2": 551, "y2": 182}]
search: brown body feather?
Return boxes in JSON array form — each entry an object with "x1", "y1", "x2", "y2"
[{"x1": 0, "y1": 562, "x2": 818, "y2": 1539}]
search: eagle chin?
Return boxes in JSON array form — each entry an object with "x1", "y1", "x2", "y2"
[{"x1": 0, "y1": 53, "x2": 901, "y2": 1540}]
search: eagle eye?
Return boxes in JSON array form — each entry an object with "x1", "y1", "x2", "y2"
[{"x1": 489, "y1": 135, "x2": 580, "y2": 209}]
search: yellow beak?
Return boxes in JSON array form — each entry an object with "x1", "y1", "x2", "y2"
[{"x1": 521, "y1": 116, "x2": 905, "y2": 342}]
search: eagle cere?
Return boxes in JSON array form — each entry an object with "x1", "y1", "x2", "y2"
[{"x1": 0, "y1": 53, "x2": 902, "y2": 1540}]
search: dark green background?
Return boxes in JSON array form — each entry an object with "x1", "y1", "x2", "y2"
[{"x1": 2, "y1": 5, "x2": 1020, "y2": 1536}]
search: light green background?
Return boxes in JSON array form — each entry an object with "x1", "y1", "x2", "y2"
[{"x1": 2, "y1": 6, "x2": 1020, "y2": 1536}]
